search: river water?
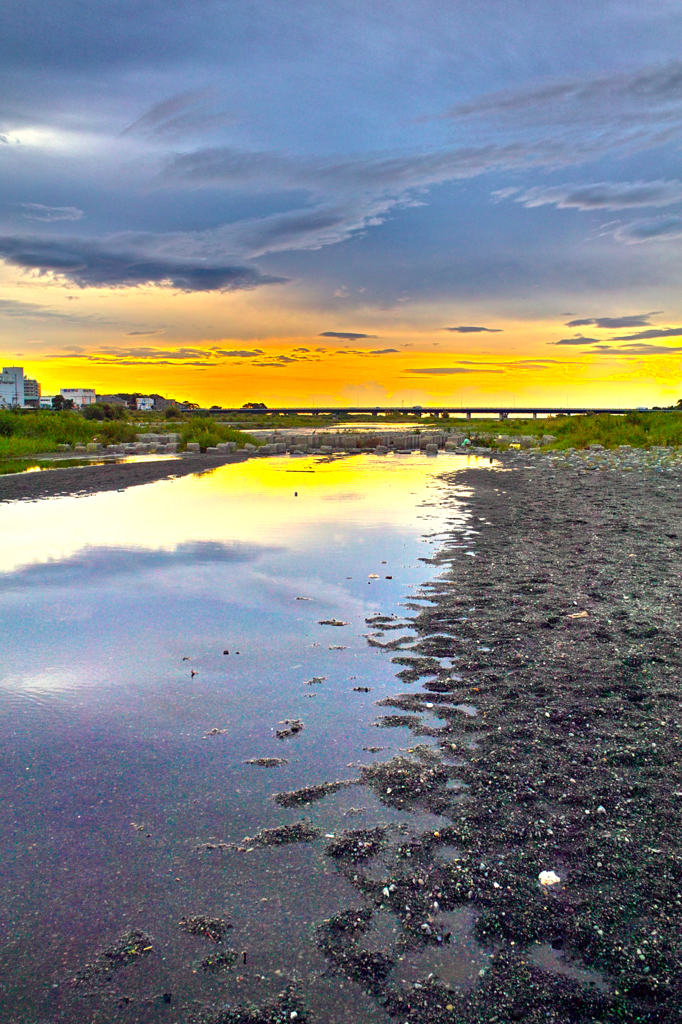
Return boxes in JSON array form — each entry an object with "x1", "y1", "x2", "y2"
[{"x1": 0, "y1": 452, "x2": 485, "y2": 1023}]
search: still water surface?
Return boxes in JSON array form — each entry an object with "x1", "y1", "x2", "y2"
[{"x1": 0, "y1": 453, "x2": 484, "y2": 1022}]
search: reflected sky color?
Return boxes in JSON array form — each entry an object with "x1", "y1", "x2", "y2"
[{"x1": 0, "y1": 455, "x2": 485, "y2": 1019}]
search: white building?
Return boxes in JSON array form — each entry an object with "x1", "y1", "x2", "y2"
[
  {"x1": 40, "y1": 396, "x2": 55, "y2": 409},
  {"x1": 60, "y1": 387, "x2": 96, "y2": 408},
  {"x1": 136, "y1": 396, "x2": 154, "y2": 411},
  {"x1": 23, "y1": 376, "x2": 41, "y2": 408},
  {"x1": 0, "y1": 367, "x2": 41, "y2": 408}
]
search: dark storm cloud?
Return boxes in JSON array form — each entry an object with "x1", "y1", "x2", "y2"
[
  {"x1": 0, "y1": 234, "x2": 286, "y2": 291},
  {"x1": 369, "y1": 348, "x2": 398, "y2": 354},
  {"x1": 126, "y1": 329, "x2": 164, "y2": 336},
  {"x1": 0, "y1": 540, "x2": 279, "y2": 590},
  {"x1": 319, "y1": 332, "x2": 377, "y2": 340},
  {"x1": 443, "y1": 325, "x2": 502, "y2": 333},
  {"x1": 565, "y1": 314, "x2": 660, "y2": 328},
  {"x1": 499, "y1": 180, "x2": 682, "y2": 211}
]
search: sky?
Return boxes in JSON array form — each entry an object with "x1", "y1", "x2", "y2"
[{"x1": 3, "y1": 1, "x2": 682, "y2": 407}]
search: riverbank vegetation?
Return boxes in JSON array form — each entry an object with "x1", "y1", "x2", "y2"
[
  {"x1": 1, "y1": 407, "x2": 682, "y2": 462},
  {"x1": 467, "y1": 410, "x2": 682, "y2": 449},
  {"x1": 0, "y1": 408, "x2": 258, "y2": 459}
]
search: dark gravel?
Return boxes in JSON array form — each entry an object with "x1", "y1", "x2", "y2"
[{"x1": 313, "y1": 459, "x2": 682, "y2": 1023}]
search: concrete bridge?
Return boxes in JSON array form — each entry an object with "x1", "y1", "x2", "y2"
[{"x1": 207, "y1": 405, "x2": 653, "y2": 420}]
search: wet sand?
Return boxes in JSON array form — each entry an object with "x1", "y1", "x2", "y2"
[
  {"x1": 308, "y1": 459, "x2": 682, "y2": 1023},
  {"x1": 0, "y1": 451, "x2": 249, "y2": 503}
]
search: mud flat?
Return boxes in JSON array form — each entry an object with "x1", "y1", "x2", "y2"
[
  {"x1": 0, "y1": 451, "x2": 248, "y2": 503},
  {"x1": 301, "y1": 457, "x2": 682, "y2": 1023}
]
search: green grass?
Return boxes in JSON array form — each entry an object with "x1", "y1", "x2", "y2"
[
  {"x1": 0, "y1": 409, "x2": 140, "y2": 457},
  {"x1": 177, "y1": 422, "x2": 259, "y2": 451},
  {"x1": 0, "y1": 409, "x2": 258, "y2": 457},
  {"x1": 460, "y1": 411, "x2": 682, "y2": 449}
]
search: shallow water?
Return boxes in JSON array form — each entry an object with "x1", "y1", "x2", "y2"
[{"x1": 0, "y1": 452, "x2": 483, "y2": 1021}]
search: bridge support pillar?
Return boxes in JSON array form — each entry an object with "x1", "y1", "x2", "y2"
[
  {"x1": 499, "y1": 410, "x2": 509, "y2": 420},
  {"x1": 466, "y1": 410, "x2": 472, "y2": 420},
  {"x1": 533, "y1": 411, "x2": 537, "y2": 419}
]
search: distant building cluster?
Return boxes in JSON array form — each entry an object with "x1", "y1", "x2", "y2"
[
  {"x1": 0, "y1": 367, "x2": 42, "y2": 409},
  {"x1": 0, "y1": 370, "x2": 195, "y2": 413},
  {"x1": 96, "y1": 393, "x2": 197, "y2": 411}
]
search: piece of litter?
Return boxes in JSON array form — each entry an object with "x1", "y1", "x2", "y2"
[
  {"x1": 568, "y1": 610, "x2": 589, "y2": 619},
  {"x1": 539, "y1": 870, "x2": 561, "y2": 886},
  {"x1": 368, "y1": 574, "x2": 380, "y2": 579}
]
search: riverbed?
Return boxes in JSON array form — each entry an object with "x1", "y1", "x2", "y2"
[
  {"x1": 0, "y1": 452, "x2": 478, "y2": 1023},
  {"x1": 3, "y1": 449, "x2": 681, "y2": 1024}
]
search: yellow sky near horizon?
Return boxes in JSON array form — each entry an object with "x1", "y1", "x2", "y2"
[{"x1": 2, "y1": 270, "x2": 682, "y2": 408}]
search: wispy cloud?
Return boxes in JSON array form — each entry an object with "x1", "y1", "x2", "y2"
[
  {"x1": 496, "y1": 180, "x2": 682, "y2": 212},
  {"x1": 405, "y1": 366, "x2": 505, "y2": 375},
  {"x1": 554, "y1": 336, "x2": 601, "y2": 345},
  {"x1": 214, "y1": 348, "x2": 264, "y2": 357},
  {"x1": 319, "y1": 331, "x2": 377, "y2": 340},
  {"x1": 593, "y1": 343, "x2": 682, "y2": 355},
  {"x1": 47, "y1": 344, "x2": 264, "y2": 364},
  {"x1": 16, "y1": 203, "x2": 85, "y2": 222},
  {"x1": 565, "y1": 313, "x2": 660, "y2": 328},
  {"x1": 610, "y1": 326, "x2": 682, "y2": 340},
  {"x1": 0, "y1": 233, "x2": 286, "y2": 292},
  {"x1": 0, "y1": 297, "x2": 112, "y2": 325},
  {"x1": 121, "y1": 88, "x2": 235, "y2": 140},
  {"x1": 613, "y1": 215, "x2": 682, "y2": 243},
  {"x1": 442, "y1": 325, "x2": 502, "y2": 333}
]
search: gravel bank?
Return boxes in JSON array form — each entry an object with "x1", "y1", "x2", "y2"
[
  {"x1": 309, "y1": 455, "x2": 682, "y2": 1023},
  {"x1": 0, "y1": 451, "x2": 249, "y2": 503}
]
